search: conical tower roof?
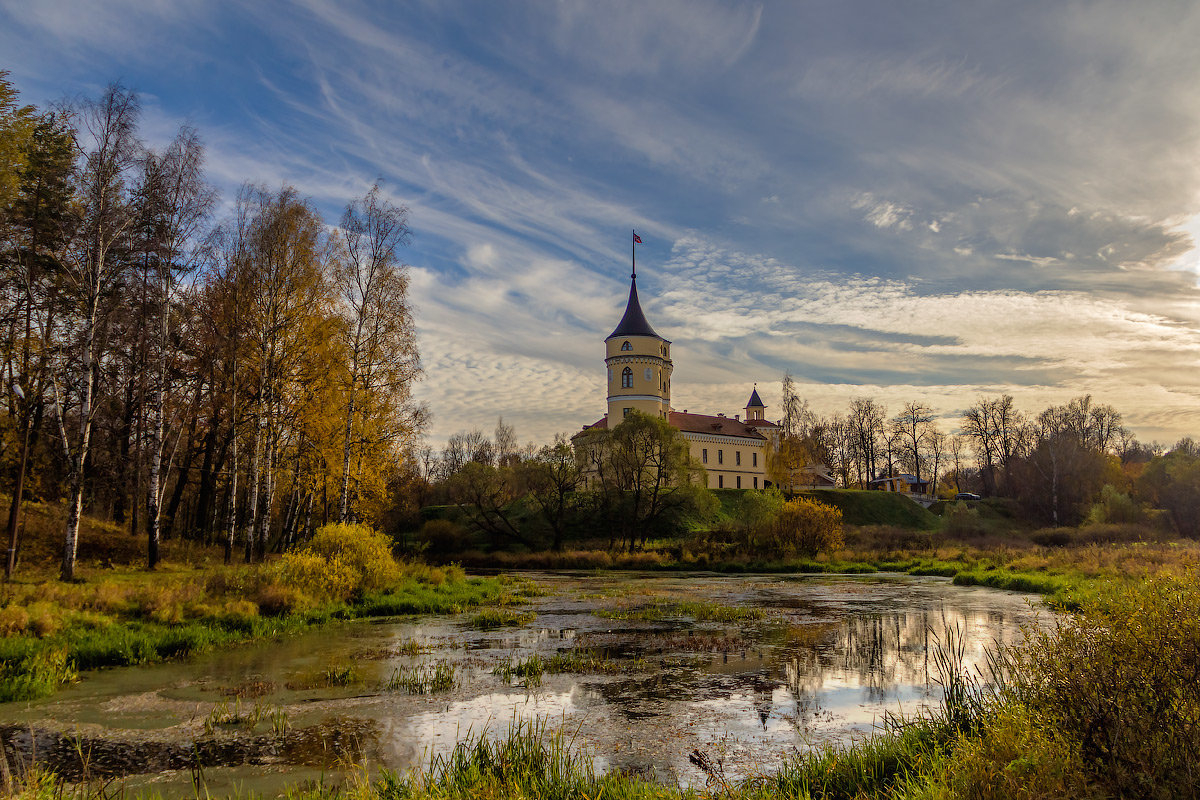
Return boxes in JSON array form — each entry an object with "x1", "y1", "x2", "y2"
[
  {"x1": 746, "y1": 387, "x2": 765, "y2": 408},
  {"x1": 607, "y1": 275, "x2": 661, "y2": 339}
]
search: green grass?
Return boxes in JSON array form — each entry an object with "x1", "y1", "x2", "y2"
[
  {"x1": 386, "y1": 661, "x2": 457, "y2": 694},
  {"x1": 0, "y1": 572, "x2": 511, "y2": 704},
  {"x1": 468, "y1": 609, "x2": 536, "y2": 629},
  {"x1": 802, "y1": 489, "x2": 941, "y2": 530},
  {"x1": 597, "y1": 599, "x2": 766, "y2": 623}
]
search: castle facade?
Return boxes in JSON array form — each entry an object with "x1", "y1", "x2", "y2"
[{"x1": 576, "y1": 270, "x2": 817, "y2": 490}]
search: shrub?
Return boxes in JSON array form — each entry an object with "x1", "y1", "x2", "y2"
[
  {"x1": 934, "y1": 705, "x2": 1093, "y2": 800},
  {"x1": 1086, "y1": 484, "x2": 1143, "y2": 525},
  {"x1": 266, "y1": 523, "x2": 402, "y2": 604},
  {"x1": 765, "y1": 496, "x2": 843, "y2": 555},
  {"x1": 943, "y1": 501, "x2": 988, "y2": 538},
  {"x1": 0, "y1": 605, "x2": 29, "y2": 636},
  {"x1": 301, "y1": 523, "x2": 402, "y2": 593},
  {"x1": 254, "y1": 583, "x2": 310, "y2": 616},
  {"x1": 1003, "y1": 574, "x2": 1200, "y2": 798}
]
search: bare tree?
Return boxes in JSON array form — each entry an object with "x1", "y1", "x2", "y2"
[
  {"x1": 53, "y1": 85, "x2": 141, "y2": 581},
  {"x1": 494, "y1": 417, "x2": 518, "y2": 467},
  {"x1": 847, "y1": 398, "x2": 885, "y2": 486},
  {"x1": 891, "y1": 402, "x2": 934, "y2": 486},
  {"x1": 135, "y1": 125, "x2": 215, "y2": 568}
]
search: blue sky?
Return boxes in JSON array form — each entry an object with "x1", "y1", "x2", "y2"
[{"x1": 4, "y1": 0, "x2": 1200, "y2": 446}]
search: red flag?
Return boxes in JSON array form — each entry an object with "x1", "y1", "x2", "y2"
[{"x1": 633, "y1": 232, "x2": 642, "y2": 244}]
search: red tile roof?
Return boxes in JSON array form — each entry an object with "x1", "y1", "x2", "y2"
[
  {"x1": 669, "y1": 411, "x2": 768, "y2": 439},
  {"x1": 578, "y1": 411, "x2": 771, "y2": 440}
]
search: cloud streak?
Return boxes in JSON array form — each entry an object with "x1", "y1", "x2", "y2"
[{"x1": 2, "y1": 0, "x2": 1198, "y2": 447}]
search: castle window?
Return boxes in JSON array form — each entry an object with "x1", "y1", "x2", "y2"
[
  {"x1": 623, "y1": 407, "x2": 632, "y2": 417},
  {"x1": 621, "y1": 367, "x2": 633, "y2": 388},
  {"x1": 736, "y1": 476, "x2": 741, "y2": 489},
  {"x1": 621, "y1": 341, "x2": 632, "y2": 351},
  {"x1": 736, "y1": 451, "x2": 741, "y2": 466},
  {"x1": 718, "y1": 450, "x2": 723, "y2": 465},
  {"x1": 644, "y1": 367, "x2": 653, "y2": 381},
  {"x1": 718, "y1": 475, "x2": 724, "y2": 488},
  {"x1": 752, "y1": 452, "x2": 757, "y2": 467},
  {"x1": 702, "y1": 449, "x2": 708, "y2": 464},
  {"x1": 754, "y1": 477, "x2": 758, "y2": 489}
]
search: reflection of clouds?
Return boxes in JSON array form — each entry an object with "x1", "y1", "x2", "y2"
[
  {"x1": 12, "y1": 576, "x2": 1048, "y2": 792},
  {"x1": 383, "y1": 687, "x2": 605, "y2": 767}
]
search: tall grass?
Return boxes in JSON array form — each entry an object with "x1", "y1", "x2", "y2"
[{"x1": 0, "y1": 559, "x2": 513, "y2": 703}]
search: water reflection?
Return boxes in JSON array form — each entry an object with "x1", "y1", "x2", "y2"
[{"x1": 0, "y1": 574, "x2": 1043, "y2": 793}]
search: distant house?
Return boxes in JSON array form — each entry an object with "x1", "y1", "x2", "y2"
[{"x1": 868, "y1": 472, "x2": 930, "y2": 496}]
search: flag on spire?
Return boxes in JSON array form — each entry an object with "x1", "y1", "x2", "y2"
[{"x1": 633, "y1": 231, "x2": 642, "y2": 244}]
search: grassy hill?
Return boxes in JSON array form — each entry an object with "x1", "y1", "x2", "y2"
[{"x1": 799, "y1": 489, "x2": 941, "y2": 530}]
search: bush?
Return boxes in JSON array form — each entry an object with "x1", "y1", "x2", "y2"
[
  {"x1": 746, "y1": 496, "x2": 843, "y2": 556},
  {"x1": 943, "y1": 501, "x2": 988, "y2": 538},
  {"x1": 0, "y1": 605, "x2": 29, "y2": 635},
  {"x1": 267, "y1": 523, "x2": 403, "y2": 604},
  {"x1": 1086, "y1": 484, "x2": 1143, "y2": 525},
  {"x1": 302, "y1": 523, "x2": 402, "y2": 593},
  {"x1": 1003, "y1": 574, "x2": 1200, "y2": 798},
  {"x1": 935, "y1": 705, "x2": 1094, "y2": 800}
]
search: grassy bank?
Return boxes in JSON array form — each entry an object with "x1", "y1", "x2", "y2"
[
  {"x1": 451, "y1": 532, "x2": 1200, "y2": 613},
  {"x1": 0, "y1": 524, "x2": 526, "y2": 703}
]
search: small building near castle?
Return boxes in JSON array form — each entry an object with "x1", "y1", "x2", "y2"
[{"x1": 576, "y1": 268, "x2": 834, "y2": 490}]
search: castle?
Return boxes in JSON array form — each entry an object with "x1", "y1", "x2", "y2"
[{"x1": 577, "y1": 268, "x2": 833, "y2": 490}]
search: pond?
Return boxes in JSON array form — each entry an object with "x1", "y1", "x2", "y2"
[{"x1": 0, "y1": 572, "x2": 1045, "y2": 796}]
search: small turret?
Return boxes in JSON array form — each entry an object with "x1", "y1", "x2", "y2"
[{"x1": 745, "y1": 386, "x2": 766, "y2": 421}]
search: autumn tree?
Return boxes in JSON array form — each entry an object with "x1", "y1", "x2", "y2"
[
  {"x1": 2, "y1": 105, "x2": 74, "y2": 578},
  {"x1": 332, "y1": 185, "x2": 419, "y2": 523},
  {"x1": 519, "y1": 436, "x2": 581, "y2": 551},
  {"x1": 767, "y1": 374, "x2": 829, "y2": 490},
  {"x1": 240, "y1": 186, "x2": 334, "y2": 561}
]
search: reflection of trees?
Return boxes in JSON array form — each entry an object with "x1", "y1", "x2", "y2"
[{"x1": 777, "y1": 606, "x2": 1021, "y2": 719}]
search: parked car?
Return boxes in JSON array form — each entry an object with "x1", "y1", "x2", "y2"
[{"x1": 954, "y1": 492, "x2": 981, "y2": 501}]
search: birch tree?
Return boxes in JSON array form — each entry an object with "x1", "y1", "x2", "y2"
[
  {"x1": 54, "y1": 85, "x2": 140, "y2": 581},
  {"x1": 134, "y1": 126, "x2": 214, "y2": 568},
  {"x1": 332, "y1": 185, "x2": 418, "y2": 523}
]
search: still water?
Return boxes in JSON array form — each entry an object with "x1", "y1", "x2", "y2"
[{"x1": 0, "y1": 572, "x2": 1045, "y2": 795}]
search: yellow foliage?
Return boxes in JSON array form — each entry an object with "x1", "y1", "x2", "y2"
[
  {"x1": 271, "y1": 550, "x2": 358, "y2": 603},
  {"x1": 300, "y1": 523, "x2": 402, "y2": 593},
  {"x1": 26, "y1": 602, "x2": 61, "y2": 637},
  {"x1": 771, "y1": 496, "x2": 844, "y2": 555},
  {"x1": 0, "y1": 605, "x2": 29, "y2": 635},
  {"x1": 933, "y1": 705, "x2": 1094, "y2": 800}
]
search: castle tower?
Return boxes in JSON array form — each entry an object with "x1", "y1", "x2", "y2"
[
  {"x1": 745, "y1": 386, "x2": 766, "y2": 421},
  {"x1": 605, "y1": 272, "x2": 672, "y2": 422}
]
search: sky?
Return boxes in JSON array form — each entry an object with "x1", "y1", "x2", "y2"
[{"x1": 3, "y1": 0, "x2": 1199, "y2": 448}]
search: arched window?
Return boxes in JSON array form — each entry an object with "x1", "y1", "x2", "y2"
[
  {"x1": 621, "y1": 341, "x2": 633, "y2": 351},
  {"x1": 621, "y1": 367, "x2": 633, "y2": 388}
]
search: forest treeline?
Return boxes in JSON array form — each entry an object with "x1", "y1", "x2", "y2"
[
  {"x1": 0, "y1": 76, "x2": 425, "y2": 579},
  {"x1": 421, "y1": 377, "x2": 1200, "y2": 553},
  {"x1": 4, "y1": 72, "x2": 1198, "y2": 580}
]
